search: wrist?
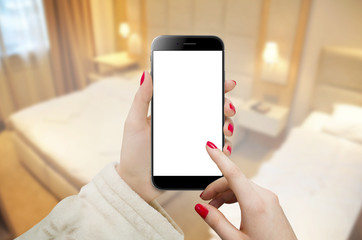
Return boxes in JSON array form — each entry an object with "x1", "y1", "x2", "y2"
[{"x1": 115, "y1": 164, "x2": 160, "y2": 203}]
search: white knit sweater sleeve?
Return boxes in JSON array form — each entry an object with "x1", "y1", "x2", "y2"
[{"x1": 16, "y1": 162, "x2": 184, "y2": 240}]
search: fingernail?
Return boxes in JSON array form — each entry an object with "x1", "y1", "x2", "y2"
[
  {"x1": 227, "y1": 145, "x2": 232, "y2": 154},
  {"x1": 195, "y1": 204, "x2": 208, "y2": 219},
  {"x1": 200, "y1": 191, "x2": 204, "y2": 198},
  {"x1": 207, "y1": 141, "x2": 217, "y2": 149},
  {"x1": 232, "y1": 80, "x2": 237, "y2": 85},
  {"x1": 228, "y1": 123, "x2": 234, "y2": 134},
  {"x1": 140, "y1": 72, "x2": 145, "y2": 86},
  {"x1": 229, "y1": 103, "x2": 236, "y2": 113}
]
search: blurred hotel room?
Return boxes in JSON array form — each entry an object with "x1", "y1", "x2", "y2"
[{"x1": 0, "y1": 0, "x2": 361, "y2": 239}]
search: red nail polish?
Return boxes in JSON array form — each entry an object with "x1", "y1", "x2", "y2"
[
  {"x1": 200, "y1": 192, "x2": 204, "y2": 198},
  {"x1": 227, "y1": 145, "x2": 232, "y2": 154},
  {"x1": 229, "y1": 103, "x2": 236, "y2": 113},
  {"x1": 195, "y1": 204, "x2": 208, "y2": 219},
  {"x1": 228, "y1": 123, "x2": 234, "y2": 134},
  {"x1": 232, "y1": 80, "x2": 237, "y2": 85},
  {"x1": 207, "y1": 141, "x2": 217, "y2": 149},
  {"x1": 140, "y1": 72, "x2": 145, "y2": 85}
]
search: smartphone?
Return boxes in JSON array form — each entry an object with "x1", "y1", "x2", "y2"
[{"x1": 151, "y1": 35, "x2": 224, "y2": 190}]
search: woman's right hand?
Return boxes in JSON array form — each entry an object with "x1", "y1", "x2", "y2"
[{"x1": 195, "y1": 141, "x2": 297, "y2": 240}]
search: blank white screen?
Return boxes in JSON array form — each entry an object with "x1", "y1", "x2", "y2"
[{"x1": 153, "y1": 51, "x2": 223, "y2": 176}]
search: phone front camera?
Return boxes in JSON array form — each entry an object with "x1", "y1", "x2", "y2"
[{"x1": 176, "y1": 42, "x2": 179, "y2": 45}]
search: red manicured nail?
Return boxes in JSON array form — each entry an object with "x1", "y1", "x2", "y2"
[
  {"x1": 227, "y1": 145, "x2": 232, "y2": 154},
  {"x1": 200, "y1": 192, "x2": 204, "y2": 198},
  {"x1": 229, "y1": 103, "x2": 236, "y2": 113},
  {"x1": 195, "y1": 204, "x2": 208, "y2": 219},
  {"x1": 140, "y1": 72, "x2": 145, "y2": 85},
  {"x1": 228, "y1": 123, "x2": 234, "y2": 134},
  {"x1": 207, "y1": 141, "x2": 217, "y2": 149},
  {"x1": 232, "y1": 80, "x2": 237, "y2": 85}
]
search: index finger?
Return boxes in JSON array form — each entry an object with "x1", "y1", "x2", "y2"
[
  {"x1": 225, "y1": 80, "x2": 236, "y2": 93},
  {"x1": 205, "y1": 141, "x2": 257, "y2": 208},
  {"x1": 127, "y1": 71, "x2": 153, "y2": 125}
]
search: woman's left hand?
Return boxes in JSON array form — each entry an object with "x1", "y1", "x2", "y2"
[{"x1": 116, "y1": 71, "x2": 237, "y2": 203}]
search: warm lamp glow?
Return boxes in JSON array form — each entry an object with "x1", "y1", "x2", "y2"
[
  {"x1": 119, "y1": 22, "x2": 130, "y2": 38},
  {"x1": 263, "y1": 42, "x2": 279, "y2": 64},
  {"x1": 128, "y1": 33, "x2": 142, "y2": 55}
]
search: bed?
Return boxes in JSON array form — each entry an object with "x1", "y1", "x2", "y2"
[
  {"x1": 9, "y1": 73, "x2": 141, "y2": 199},
  {"x1": 210, "y1": 46, "x2": 362, "y2": 240}
]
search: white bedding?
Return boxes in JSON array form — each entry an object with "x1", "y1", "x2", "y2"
[
  {"x1": 10, "y1": 75, "x2": 140, "y2": 188},
  {"x1": 301, "y1": 111, "x2": 332, "y2": 132},
  {"x1": 210, "y1": 120, "x2": 362, "y2": 240}
]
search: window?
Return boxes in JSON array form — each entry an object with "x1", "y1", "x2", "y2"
[{"x1": 0, "y1": 0, "x2": 49, "y2": 56}]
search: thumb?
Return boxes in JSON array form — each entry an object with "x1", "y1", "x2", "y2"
[
  {"x1": 127, "y1": 71, "x2": 153, "y2": 124},
  {"x1": 194, "y1": 203, "x2": 247, "y2": 240}
]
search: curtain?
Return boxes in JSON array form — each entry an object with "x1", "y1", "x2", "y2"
[
  {"x1": 0, "y1": 0, "x2": 55, "y2": 122},
  {"x1": 0, "y1": 0, "x2": 96, "y2": 123},
  {"x1": 43, "y1": 0, "x2": 95, "y2": 95}
]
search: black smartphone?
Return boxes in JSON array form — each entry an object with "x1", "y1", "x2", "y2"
[{"x1": 151, "y1": 35, "x2": 224, "y2": 190}]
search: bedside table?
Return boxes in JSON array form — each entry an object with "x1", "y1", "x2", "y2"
[
  {"x1": 237, "y1": 99, "x2": 289, "y2": 137},
  {"x1": 93, "y1": 51, "x2": 139, "y2": 76}
]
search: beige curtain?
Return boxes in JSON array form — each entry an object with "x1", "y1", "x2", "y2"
[
  {"x1": 0, "y1": 0, "x2": 55, "y2": 122},
  {"x1": 43, "y1": 0, "x2": 95, "y2": 95},
  {"x1": 0, "y1": 66, "x2": 15, "y2": 121},
  {"x1": 0, "y1": 0, "x2": 96, "y2": 123}
]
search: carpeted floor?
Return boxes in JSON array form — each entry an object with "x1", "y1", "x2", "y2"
[{"x1": 0, "y1": 131, "x2": 58, "y2": 237}]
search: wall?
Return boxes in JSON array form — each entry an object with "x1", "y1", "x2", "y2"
[
  {"x1": 262, "y1": 0, "x2": 300, "y2": 86},
  {"x1": 145, "y1": 0, "x2": 263, "y2": 100},
  {"x1": 290, "y1": 0, "x2": 362, "y2": 126},
  {"x1": 252, "y1": 0, "x2": 309, "y2": 108},
  {"x1": 0, "y1": 70, "x2": 15, "y2": 122},
  {"x1": 90, "y1": 0, "x2": 115, "y2": 56}
]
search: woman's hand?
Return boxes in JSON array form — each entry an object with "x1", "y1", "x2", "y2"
[
  {"x1": 195, "y1": 142, "x2": 297, "y2": 240},
  {"x1": 116, "y1": 71, "x2": 237, "y2": 203}
]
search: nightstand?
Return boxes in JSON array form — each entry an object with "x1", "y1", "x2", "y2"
[
  {"x1": 237, "y1": 99, "x2": 289, "y2": 137},
  {"x1": 92, "y1": 51, "x2": 139, "y2": 79}
]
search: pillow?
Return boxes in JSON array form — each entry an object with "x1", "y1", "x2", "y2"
[
  {"x1": 322, "y1": 104, "x2": 362, "y2": 144},
  {"x1": 301, "y1": 111, "x2": 332, "y2": 132},
  {"x1": 323, "y1": 119, "x2": 362, "y2": 144},
  {"x1": 332, "y1": 104, "x2": 362, "y2": 123}
]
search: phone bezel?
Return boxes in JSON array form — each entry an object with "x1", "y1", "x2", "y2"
[{"x1": 151, "y1": 35, "x2": 224, "y2": 190}]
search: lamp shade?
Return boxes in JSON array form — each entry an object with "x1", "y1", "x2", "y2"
[
  {"x1": 128, "y1": 33, "x2": 142, "y2": 55},
  {"x1": 263, "y1": 42, "x2": 279, "y2": 64},
  {"x1": 119, "y1": 22, "x2": 130, "y2": 38}
]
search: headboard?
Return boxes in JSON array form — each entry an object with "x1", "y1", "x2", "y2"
[
  {"x1": 311, "y1": 46, "x2": 362, "y2": 113},
  {"x1": 144, "y1": 0, "x2": 263, "y2": 99}
]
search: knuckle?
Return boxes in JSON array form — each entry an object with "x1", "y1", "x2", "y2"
[
  {"x1": 249, "y1": 197, "x2": 267, "y2": 215},
  {"x1": 206, "y1": 186, "x2": 216, "y2": 197},
  {"x1": 124, "y1": 117, "x2": 135, "y2": 129},
  {"x1": 134, "y1": 90, "x2": 147, "y2": 106},
  {"x1": 124, "y1": 117, "x2": 131, "y2": 128},
  {"x1": 227, "y1": 165, "x2": 241, "y2": 179},
  {"x1": 208, "y1": 214, "x2": 221, "y2": 230},
  {"x1": 135, "y1": 89, "x2": 143, "y2": 100},
  {"x1": 244, "y1": 235, "x2": 251, "y2": 240},
  {"x1": 248, "y1": 191, "x2": 280, "y2": 216},
  {"x1": 267, "y1": 191, "x2": 280, "y2": 206}
]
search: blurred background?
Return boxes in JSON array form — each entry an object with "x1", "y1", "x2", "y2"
[{"x1": 0, "y1": 0, "x2": 361, "y2": 239}]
